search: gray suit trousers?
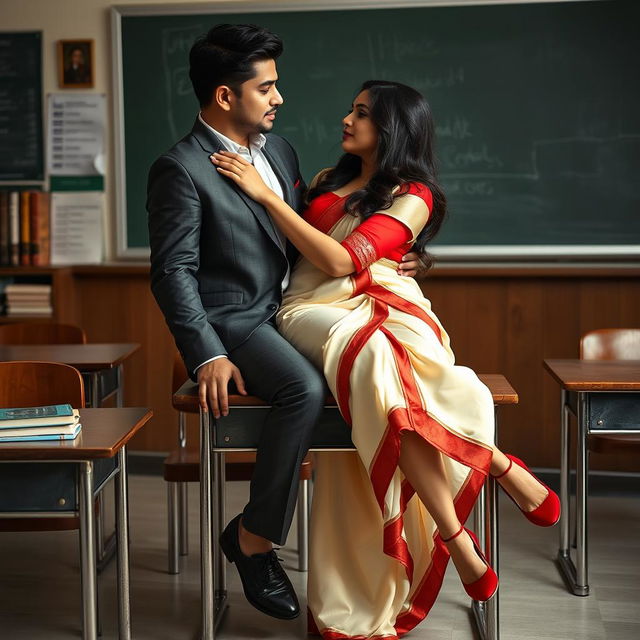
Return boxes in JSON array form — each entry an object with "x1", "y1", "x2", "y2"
[{"x1": 229, "y1": 321, "x2": 325, "y2": 545}]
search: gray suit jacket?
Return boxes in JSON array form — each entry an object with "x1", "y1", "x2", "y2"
[{"x1": 147, "y1": 118, "x2": 305, "y2": 378}]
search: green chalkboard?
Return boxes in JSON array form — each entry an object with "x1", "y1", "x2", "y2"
[
  {"x1": 0, "y1": 32, "x2": 43, "y2": 182},
  {"x1": 113, "y1": 1, "x2": 640, "y2": 258}
]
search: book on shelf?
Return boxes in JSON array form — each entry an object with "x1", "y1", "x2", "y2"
[
  {"x1": 4, "y1": 283, "x2": 52, "y2": 315},
  {"x1": 0, "y1": 403, "x2": 76, "y2": 427},
  {"x1": 0, "y1": 190, "x2": 51, "y2": 267},
  {"x1": 9, "y1": 192, "x2": 20, "y2": 266},
  {"x1": 19, "y1": 191, "x2": 30, "y2": 266},
  {"x1": 0, "y1": 422, "x2": 82, "y2": 443},
  {"x1": 0, "y1": 192, "x2": 8, "y2": 265}
]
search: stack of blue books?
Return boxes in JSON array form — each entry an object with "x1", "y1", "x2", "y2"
[{"x1": 0, "y1": 404, "x2": 81, "y2": 442}]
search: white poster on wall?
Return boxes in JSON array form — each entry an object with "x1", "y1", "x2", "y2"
[
  {"x1": 47, "y1": 93, "x2": 106, "y2": 176},
  {"x1": 50, "y1": 191, "x2": 103, "y2": 264}
]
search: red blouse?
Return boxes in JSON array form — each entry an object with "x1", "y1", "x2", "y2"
[{"x1": 303, "y1": 183, "x2": 432, "y2": 272}]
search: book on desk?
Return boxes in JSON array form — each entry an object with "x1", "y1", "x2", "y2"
[{"x1": 0, "y1": 404, "x2": 81, "y2": 442}]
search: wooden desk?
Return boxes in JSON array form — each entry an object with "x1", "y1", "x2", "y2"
[
  {"x1": 544, "y1": 359, "x2": 640, "y2": 596},
  {"x1": 0, "y1": 407, "x2": 153, "y2": 640},
  {"x1": 176, "y1": 374, "x2": 518, "y2": 640},
  {"x1": 0, "y1": 343, "x2": 140, "y2": 407}
]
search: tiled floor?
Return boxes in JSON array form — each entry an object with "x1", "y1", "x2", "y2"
[{"x1": 0, "y1": 475, "x2": 639, "y2": 639}]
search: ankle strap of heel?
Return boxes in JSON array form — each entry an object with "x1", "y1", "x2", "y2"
[
  {"x1": 441, "y1": 523, "x2": 464, "y2": 543},
  {"x1": 491, "y1": 457, "x2": 513, "y2": 480}
]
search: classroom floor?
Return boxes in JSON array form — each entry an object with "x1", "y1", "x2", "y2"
[{"x1": 0, "y1": 474, "x2": 639, "y2": 640}]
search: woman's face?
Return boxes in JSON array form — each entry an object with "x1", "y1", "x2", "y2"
[{"x1": 341, "y1": 90, "x2": 378, "y2": 160}]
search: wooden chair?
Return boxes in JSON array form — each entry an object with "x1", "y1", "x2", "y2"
[
  {"x1": 164, "y1": 352, "x2": 313, "y2": 574},
  {"x1": 0, "y1": 324, "x2": 116, "y2": 566},
  {"x1": 0, "y1": 322, "x2": 86, "y2": 344},
  {"x1": 581, "y1": 328, "x2": 640, "y2": 454},
  {"x1": 0, "y1": 361, "x2": 86, "y2": 532},
  {"x1": 0, "y1": 361, "x2": 118, "y2": 636},
  {"x1": 0, "y1": 322, "x2": 118, "y2": 407}
]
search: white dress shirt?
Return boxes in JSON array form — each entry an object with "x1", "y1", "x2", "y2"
[{"x1": 195, "y1": 114, "x2": 290, "y2": 373}]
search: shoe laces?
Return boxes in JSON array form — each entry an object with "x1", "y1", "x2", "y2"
[{"x1": 263, "y1": 548, "x2": 285, "y2": 584}]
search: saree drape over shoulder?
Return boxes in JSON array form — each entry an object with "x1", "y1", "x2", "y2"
[{"x1": 277, "y1": 179, "x2": 496, "y2": 639}]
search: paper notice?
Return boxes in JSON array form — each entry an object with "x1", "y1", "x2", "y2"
[
  {"x1": 47, "y1": 94, "x2": 105, "y2": 176},
  {"x1": 50, "y1": 192, "x2": 103, "y2": 264}
]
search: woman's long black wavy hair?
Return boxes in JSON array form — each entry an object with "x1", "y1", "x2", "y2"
[{"x1": 306, "y1": 80, "x2": 447, "y2": 264}]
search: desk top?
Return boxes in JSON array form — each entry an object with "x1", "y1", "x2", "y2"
[
  {"x1": 173, "y1": 373, "x2": 519, "y2": 412},
  {"x1": 544, "y1": 359, "x2": 640, "y2": 391},
  {"x1": 0, "y1": 343, "x2": 140, "y2": 371},
  {"x1": 0, "y1": 408, "x2": 153, "y2": 460}
]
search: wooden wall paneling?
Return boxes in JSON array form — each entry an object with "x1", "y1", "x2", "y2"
[
  {"x1": 540, "y1": 279, "x2": 581, "y2": 470},
  {"x1": 503, "y1": 279, "x2": 545, "y2": 462},
  {"x1": 62, "y1": 266, "x2": 640, "y2": 473},
  {"x1": 73, "y1": 271, "x2": 175, "y2": 451}
]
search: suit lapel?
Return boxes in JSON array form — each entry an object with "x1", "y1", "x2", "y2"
[{"x1": 192, "y1": 117, "x2": 285, "y2": 252}]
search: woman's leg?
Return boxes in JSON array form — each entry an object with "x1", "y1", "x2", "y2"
[
  {"x1": 398, "y1": 431, "x2": 486, "y2": 584},
  {"x1": 490, "y1": 448, "x2": 549, "y2": 512}
]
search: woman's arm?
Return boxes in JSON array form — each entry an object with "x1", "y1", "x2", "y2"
[
  {"x1": 212, "y1": 150, "x2": 426, "y2": 278},
  {"x1": 213, "y1": 151, "x2": 355, "y2": 276}
]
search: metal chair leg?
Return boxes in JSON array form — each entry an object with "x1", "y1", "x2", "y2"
[
  {"x1": 168, "y1": 482, "x2": 179, "y2": 574},
  {"x1": 297, "y1": 477, "x2": 309, "y2": 572},
  {"x1": 200, "y1": 409, "x2": 214, "y2": 640},
  {"x1": 179, "y1": 481, "x2": 189, "y2": 556},
  {"x1": 471, "y1": 407, "x2": 500, "y2": 640},
  {"x1": 79, "y1": 461, "x2": 97, "y2": 640}
]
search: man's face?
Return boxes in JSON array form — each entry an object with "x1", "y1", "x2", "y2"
[
  {"x1": 230, "y1": 59, "x2": 283, "y2": 135},
  {"x1": 71, "y1": 49, "x2": 84, "y2": 67}
]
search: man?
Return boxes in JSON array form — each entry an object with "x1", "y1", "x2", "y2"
[
  {"x1": 64, "y1": 47, "x2": 90, "y2": 84},
  {"x1": 148, "y1": 24, "x2": 422, "y2": 621}
]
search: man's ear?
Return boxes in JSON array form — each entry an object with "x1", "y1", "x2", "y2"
[{"x1": 214, "y1": 85, "x2": 234, "y2": 112}]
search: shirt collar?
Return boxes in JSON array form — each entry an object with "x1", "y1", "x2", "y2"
[{"x1": 198, "y1": 113, "x2": 266, "y2": 155}]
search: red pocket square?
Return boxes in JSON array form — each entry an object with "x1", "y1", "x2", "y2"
[{"x1": 293, "y1": 178, "x2": 300, "y2": 188}]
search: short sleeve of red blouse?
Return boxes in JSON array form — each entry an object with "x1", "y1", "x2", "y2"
[{"x1": 340, "y1": 183, "x2": 432, "y2": 272}]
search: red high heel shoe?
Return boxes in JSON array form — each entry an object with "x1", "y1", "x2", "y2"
[
  {"x1": 493, "y1": 454, "x2": 561, "y2": 527},
  {"x1": 442, "y1": 525, "x2": 498, "y2": 602}
]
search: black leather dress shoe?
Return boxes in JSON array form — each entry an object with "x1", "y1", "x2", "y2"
[{"x1": 219, "y1": 514, "x2": 300, "y2": 620}]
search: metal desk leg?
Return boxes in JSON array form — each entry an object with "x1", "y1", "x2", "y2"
[
  {"x1": 168, "y1": 482, "x2": 180, "y2": 574},
  {"x1": 575, "y1": 393, "x2": 589, "y2": 595},
  {"x1": 297, "y1": 477, "x2": 310, "y2": 572},
  {"x1": 79, "y1": 461, "x2": 98, "y2": 640},
  {"x1": 178, "y1": 412, "x2": 189, "y2": 557},
  {"x1": 214, "y1": 451, "x2": 227, "y2": 600},
  {"x1": 471, "y1": 408, "x2": 500, "y2": 640},
  {"x1": 116, "y1": 364, "x2": 124, "y2": 407},
  {"x1": 115, "y1": 447, "x2": 131, "y2": 639},
  {"x1": 556, "y1": 392, "x2": 590, "y2": 596},
  {"x1": 200, "y1": 409, "x2": 214, "y2": 640}
]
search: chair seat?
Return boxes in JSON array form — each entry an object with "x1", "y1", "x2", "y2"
[
  {"x1": 164, "y1": 448, "x2": 313, "y2": 482},
  {"x1": 588, "y1": 433, "x2": 640, "y2": 455}
]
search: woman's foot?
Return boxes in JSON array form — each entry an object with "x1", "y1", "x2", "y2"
[
  {"x1": 442, "y1": 525, "x2": 498, "y2": 601},
  {"x1": 492, "y1": 454, "x2": 560, "y2": 527}
]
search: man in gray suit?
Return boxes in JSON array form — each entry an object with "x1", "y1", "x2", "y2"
[
  {"x1": 148, "y1": 23, "x2": 422, "y2": 621},
  {"x1": 148, "y1": 24, "x2": 321, "y2": 620}
]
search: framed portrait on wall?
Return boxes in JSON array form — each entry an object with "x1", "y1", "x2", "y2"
[{"x1": 58, "y1": 39, "x2": 94, "y2": 88}]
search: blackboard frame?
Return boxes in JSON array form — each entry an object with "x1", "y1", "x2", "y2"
[{"x1": 111, "y1": 0, "x2": 638, "y2": 261}]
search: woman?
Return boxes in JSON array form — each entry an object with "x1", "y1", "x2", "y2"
[{"x1": 211, "y1": 80, "x2": 559, "y2": 639}]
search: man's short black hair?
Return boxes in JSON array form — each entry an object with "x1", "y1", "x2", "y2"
[{"x1": 189, "y1": 23, "x2": 283, "y2": 107}]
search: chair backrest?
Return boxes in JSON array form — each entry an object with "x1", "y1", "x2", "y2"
[
  {"x1": 172, "y1": 351, "x2": 188, "y2": 394},
  {"x1": 0, "y1": 322, "x2": 87, "y2": 345},
  {"x1": 580, "y1": 328, "x2": 640, "y2": 361},
  {"x1": 0, "y1": 361, "x2": 85, "y2": 408}
]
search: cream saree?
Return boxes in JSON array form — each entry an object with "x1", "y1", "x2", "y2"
[{"x1": 277, "y1": 185, "x2": 496, "y2": 639}]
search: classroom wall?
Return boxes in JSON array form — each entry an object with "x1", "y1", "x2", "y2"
[{"x1": 1, "y1": 0, "x2": 248, "y2": 259}]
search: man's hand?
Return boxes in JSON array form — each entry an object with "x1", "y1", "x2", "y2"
[
  {"x1": 397, "y1": 251, "x2": 424, "y2": 279},
  {"x1": 197, "y1": 357, "x2": 247, "y2": 418}
]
